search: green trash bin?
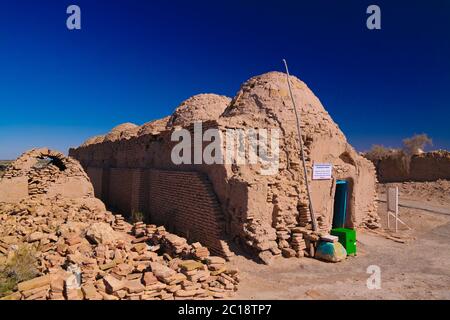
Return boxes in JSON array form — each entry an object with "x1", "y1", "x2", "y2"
[{"x1": 331, "y1": 228, "x2": 357, "y2": 256}]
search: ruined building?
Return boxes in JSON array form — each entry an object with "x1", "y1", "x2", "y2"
[
  {"x1": 69, "y1": 72, "x2": 379, "y2": 261},
  {"x1": 0, "y1": 148, "x2": 94, "y2": 202},
  {"x1": 0, "y1": 149, "x2": 240, "y2": 300}
]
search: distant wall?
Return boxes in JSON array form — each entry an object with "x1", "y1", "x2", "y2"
[
  {"x1": 409, "y1": 153, "x2": 450, "y2": 181},
  {"x1": 377, "y1": 151, "x2": 450, "y2": 182}
]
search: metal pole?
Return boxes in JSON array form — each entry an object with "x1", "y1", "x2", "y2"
[
  {"x1": 282, "y1": 59, "x2": 318, "y2": 231},
  {"x1": 387, "y1": 210, "x2": 390, "y2": 230}
]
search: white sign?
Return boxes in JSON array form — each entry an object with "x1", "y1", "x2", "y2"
[
  {"x1": 387, "y1": 187, "x2": 398, "y2": 213},
  {"x1": 387, "y1": 186, "x2": 401, "y2": 232},
  {"x1": 312, "y1": 163, "x2": 333, "y2": 180}
]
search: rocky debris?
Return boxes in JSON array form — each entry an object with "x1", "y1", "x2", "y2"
[
  {"x1": 85, "y1": 222, "x2": 121, "y2": 245},
  {"x1": 362, "y1": 212, "x2": 382, "y2": 230},
  {"x1": 112, "y1": 215, "x2": 130, "y2": 233},
  {"x1": 239, "y1": 215, "x2": 330, "y2": 264},
  {"x1": 0, "y1": 196, "x2": 239, "y2": 300},
  {"x1": 0, "y1": 149, "x2": 239, "y2": 300}
]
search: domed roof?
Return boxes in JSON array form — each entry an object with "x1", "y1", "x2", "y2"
[
  {"x1": 81, "y1": 135, "x2": 105, "y2": 147},
  {"x1": 104, "y1": 123, "x2": 139, "y2": 142},
  {"x1": 219, "y1": 71, "x2": 344, "y2": 139},
  {"x1": 167, "y1": 94, "x2": 231, "y2": 128},
  {"x1": 110, "y1": 122, "x2": 138, "y2": 133},
  {"x1": 138, "y1": 116, "x2": 170, "y2": 136}
]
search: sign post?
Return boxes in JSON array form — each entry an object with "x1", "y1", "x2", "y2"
[
  {"x1": 283, "y1": 59, "x2": 318, "y2": 231},
  {"x1": 387, "y1": 187, "x2": 399, "y2": 232},
  {"x1": 386, "y1": 187, "x2": 410, "y2": 232}
]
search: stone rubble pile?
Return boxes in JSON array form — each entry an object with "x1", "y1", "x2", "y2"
[
  {"x1": 0, "y1": 196, "x2": 239, "y2": 300},
  {"x1": 362, "y1": 211, "x2": 382, "y2": 230},
  {"x1": 242, "y1": 208, "x2": 332, "y2": 264},
  {"x1": 27, "y1": 164, "x2": 61, "y2": 195}
]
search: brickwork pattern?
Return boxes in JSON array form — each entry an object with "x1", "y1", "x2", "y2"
[
  {"x1": 84, "y1": 166, "x2": 232, "y2": 257},
  {"x1": 87, "y1": 167, "x2": 103, "y2": 198},
  {"x1": 147, "y1": 170, "x2": 232, "y2": 257},
  {"x1": 109, "y1": 168, "x2": 134, "y2": 216}
]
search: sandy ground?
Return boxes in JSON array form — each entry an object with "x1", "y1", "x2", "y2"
[
  {"x1": 230, "y1": 183, "x2": 450, "y2": 300},
  {"x1": 378, "y1": 180, "x2": 450, "y2": 207}
]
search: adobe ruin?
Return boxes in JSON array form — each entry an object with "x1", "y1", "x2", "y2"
[
  {"x1": 69, "y1": 71, "x2": 380, "y2": 262},
  {"x1": 0, "y1": 149, "x2": 240, "y2": 300},
  {"x1": 0, "y1": 148, "x2": 94, "y2": 202}
]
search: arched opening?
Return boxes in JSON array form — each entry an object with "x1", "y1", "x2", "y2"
[
  {"x1": 27, "y1": 155, "x2": 67, "y2": 195},
  {"x1": 32, "y1": 156, "x2": 67, "y2": 171}
]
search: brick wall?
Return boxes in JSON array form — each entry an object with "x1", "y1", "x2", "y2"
[
  {"x1": 84, "y1": 166, "x2": 232, "y2": 257},
  {"x1": 130, "y1": 169, "x2": 146, "y2": 215},
  {"x1": 108, "y1": 168, "x2": 134, "y2": 216},
  {"x1": 86, "y1": 167, "x2": 103, "y2": 199},
  {"x1": 147, "y1": 170, "x2": 232, "y2": 257}
]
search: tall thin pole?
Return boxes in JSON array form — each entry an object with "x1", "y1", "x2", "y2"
[{"x1": 282, "y1": 59, "x2": 318, "y2": 232}]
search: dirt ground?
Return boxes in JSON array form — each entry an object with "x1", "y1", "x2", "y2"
[
  {"x1": 230, "y1": 182, "x2": 450, "y2": 300},
  {"x1": 378, "y1": 180, "x2": 450, "y2": 207}
]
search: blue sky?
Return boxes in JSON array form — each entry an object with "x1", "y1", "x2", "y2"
[{"x1": 0, "y1": 0, "x2": 449, "y2": 159}]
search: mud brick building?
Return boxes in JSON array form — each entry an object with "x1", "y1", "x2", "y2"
[{"x1": 69, "y1": 72, "x2": 379, "y2": 261}]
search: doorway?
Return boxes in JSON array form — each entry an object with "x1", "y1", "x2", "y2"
[{"x1": 333, "y1": 180, "x2": 348, "y2": 229}]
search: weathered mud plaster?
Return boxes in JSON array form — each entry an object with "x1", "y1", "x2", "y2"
[{"x1": 69, "y1": 72, "x2": 379, "y2": 261}]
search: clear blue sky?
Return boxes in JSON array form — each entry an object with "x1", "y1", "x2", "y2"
[{"x1": 0, "y1": 0, "x2": 449, "y2": 159}]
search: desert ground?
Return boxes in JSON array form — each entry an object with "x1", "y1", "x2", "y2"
[{"x1": 232, "y1": 181, "x2": 450, "y2": 300}]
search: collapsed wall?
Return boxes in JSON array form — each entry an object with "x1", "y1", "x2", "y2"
[
  {"x1": 0, "y1": 148, "x2": 93, "y2": 203},
  {"x1": 70, "y1": 72, "x2": 379, "y2": 263},
  {"x1": 0, "y1": 148, "x2": 240, "y2": 300}
]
